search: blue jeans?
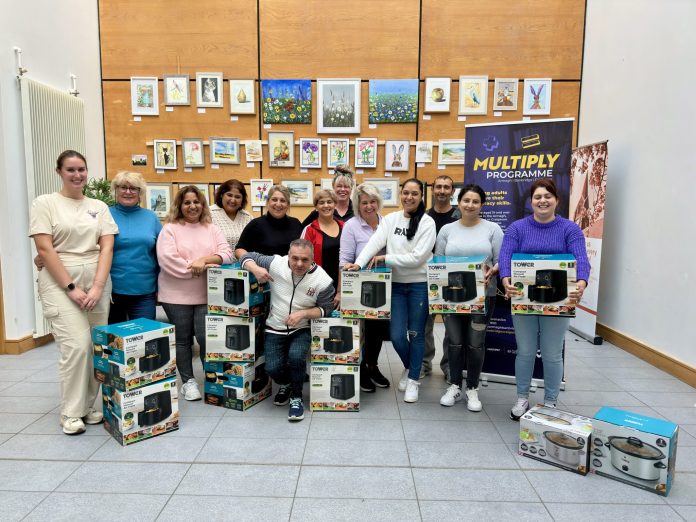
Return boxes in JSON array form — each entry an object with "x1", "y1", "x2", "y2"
[
  {"x1": 161, "y1": 303, "x2": 207, "y2": 383},
  {"x1": 390, "y1": 282, "x2": 429, "y2": 380},
  {"x1": 264, "y1": 329, "x2": 311, "y2": 397},
  {"x1": 512, "y1": 314, "x2": 569, "y2": 403},
  {"x1": 108, "y1": 292, "x2": 157, "y2": 324}
]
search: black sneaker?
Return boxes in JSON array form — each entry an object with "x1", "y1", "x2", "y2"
[
  {"x1": 370, "y1": 366, "x2": 390, "y2": 388},
  {"x1": 273, "y1": 384, "x2": 290, "y2": 406},
  {"x1": 360, "y1": 368, "x2": 376, "y2": 393},
  {"x1": 288, "y1": 397, "x2": 304, "y2": 421}
]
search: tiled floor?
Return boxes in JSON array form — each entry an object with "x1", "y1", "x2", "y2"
[{"x1": 1, "y1": 324, "x2": 695, "y2": 521}]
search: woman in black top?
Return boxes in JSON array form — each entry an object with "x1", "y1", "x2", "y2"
[{"x1": 301, "y1": 165, "x2": 354, "y2": 227}]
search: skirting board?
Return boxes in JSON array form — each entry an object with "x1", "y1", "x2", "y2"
[
  {"x1": 597, "y1": 323, "x2": 696, "y2": 388},
  {"x1": 0, "y1": 334, "x2": 53, "y2": 355}
]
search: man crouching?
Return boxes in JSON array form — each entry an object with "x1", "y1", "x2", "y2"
[{"x1": 240, "y1": 239, "x2": 335, "y2": 421}]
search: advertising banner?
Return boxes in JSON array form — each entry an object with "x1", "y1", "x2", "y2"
[{"x1": 464, "y1": 118, "x2": 574, "y2": 384}]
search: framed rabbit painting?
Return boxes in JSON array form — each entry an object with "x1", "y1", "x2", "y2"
[
  {"x1": 523, "y1": 78, "x2": 552, "y2": 116},
  {"x1": 384, "y1": 140, "x2": 409, "y2": 172}
]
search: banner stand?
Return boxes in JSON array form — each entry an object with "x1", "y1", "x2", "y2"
[{"x1": 569, "y1": 325, "x2": 603, "y2": 345}]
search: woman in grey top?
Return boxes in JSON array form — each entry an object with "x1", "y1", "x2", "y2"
[{"x1": 434, "y1": 184, "x2": 503, "y2": 412}]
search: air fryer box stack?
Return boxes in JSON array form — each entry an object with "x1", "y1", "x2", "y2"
[
  {"x1": 340, "y1": 267, "x2": 391, "y2": 320},
  {"x1": 92, "y1": 318, "x2": 176, "y2": 392},
  {"x1": 203, "y1": 358, "x2": 272, "y2": 411},
  {"x1": 590, "y1": 407, "x2": 678, "y2": 496},
  {"x1": 310, "y1": 363, "x2": 360, "y2": 412},
  {"x1": 510, "y1": 254, "x2": 577, "y2": 317},
  {"x1": 427, "y1": 255, "x2": 489, "y2": 315},
  {"x1": 207, "y1": 263, "x2": 267, "y2": 317},
  {"x1": 102, "y1": 376, "x2": 179, "y2": 446},
  {"x1": 310, "y1": 317, "x2": 363, "y2": 364},
  {"x1": 519, "y1": 406, "x2": 593, "y2": 475},
  {"x1": 205, "y1": 315, "x2": 265, "y2": 363}
]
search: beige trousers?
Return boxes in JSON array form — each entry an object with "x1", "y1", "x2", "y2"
[{"x1": 38, "y1": 263, "x2": 111, "y2": 418}]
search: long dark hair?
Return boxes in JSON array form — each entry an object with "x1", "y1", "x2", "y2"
[{"x1": 402, "y1": 178, "x2": 425, "y2": 241}]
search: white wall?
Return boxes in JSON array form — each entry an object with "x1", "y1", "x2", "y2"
[
  {"x1": 580, "y1": 0, "x2": 696, "y2": 367},
  {"x1": 0, "y1": 0, "x2": 104, "y2": 339}
]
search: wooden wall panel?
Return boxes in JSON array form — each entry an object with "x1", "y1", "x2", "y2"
[
  {"x1": 420, "y1": 0, "x2": 585, "y2": 79},
  {"x1": 259, "y1": 0, "x2": 420, "y2": 78},
  {"x1": 100, "y1": 0, "x2": 259, "y2": 79}
]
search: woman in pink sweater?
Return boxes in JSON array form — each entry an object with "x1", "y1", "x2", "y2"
[{"x1": 157, "y1": 185, "x2": 233, "y2": 400}]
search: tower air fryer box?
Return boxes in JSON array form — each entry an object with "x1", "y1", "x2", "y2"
[
  {"x1": 310, "y1": 316, "x2": 363, "y2": 363},
  {"x1": 310, "y1": 364, "x2": 360, "y2": 411},
  {"x1": 92, "y1": 318, "x2": 176, "y2": 391},
  {"x1": 427, "y1": 256, "x2": 488, "y2": 314},
  {"x1": 205, "y1": 315, "x2": 264, "y2": 362},
  {"x1": 207, "y1": 264, "x2": 267, "y2": 317},
  {"x1": 340, "y1": 267, "x2": 391, "y2": 320},
  {"x1": 203, "y1": 358, "x2": 271, "y2": 411},
  {"x1": 510, "y1": 254, "x2": 578, "y2": 317},
  {"x1": 102, "y1": 377, "x2": 179, "y2": 446},
  {"x1": 590, "y1": 407, "x2": 678, "y2": 496}
]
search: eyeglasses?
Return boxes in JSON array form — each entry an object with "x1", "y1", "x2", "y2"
[{"x1": 117, "y1": 186, "x2": 141, "y2": 193}]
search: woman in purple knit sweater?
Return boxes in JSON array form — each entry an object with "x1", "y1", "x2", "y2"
[{"x1": 499, "y1": 179, "x2": 590, "y2": 420}]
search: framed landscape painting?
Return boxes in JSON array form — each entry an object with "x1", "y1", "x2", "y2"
[
  {"x1": 368, "y1": 79, "x2": 419, "y2": 123},
  {"x1": 317, "y1": 79, "x2": 361, "y2": 133},
  {"x1": 261, "y1": 79, "x2": 311, "y2": 124},
  {"x1": 244, "y1": 140, "x2": 263, "y2": 162},
  {"x1": 209, "y1": 137, "x2": 240, "y2": 164},
  {"x1": 415, "y1": 141, "x2": 433, "y2": 163},
  {"x1": 438, "y1": 139, "x2": 466, "y2": 165},
  {"x1": 281, "y1": 179, "x2": 314, "y2": 206},
  {"x1": 146, "y1": 184, "x2": 171, "y2": 218},
  {"x1": 365, "y1": 178, "x2": 400, "y2": 207}
]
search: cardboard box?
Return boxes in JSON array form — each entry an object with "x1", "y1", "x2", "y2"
[
  {"x1": 591, "y1": 407, "x2": 678, "y2": 496},
  {"x1": 310, "y1": 364, "x2": 360, "y2": 411},
  {"x1": 102, "y1": 377, "x2": 179, "y2": 446},
  {"x1": 92, "y1": 318, "x2": 176, "y2": 392},
  {"x1": 207, "y1": 264, "x2": 267, "y2": 317},
  {"x1": 205, "y1": 315, "x2": 264, "y2": 362},
  {"x1": 310, "y1": 317, "x2": 363, "y2": 364},
  {"x1": 427, "y1": 255, "x2": 488, "y2": 314},
  {"x1": 340, "y1": 267, "x2": 391, "y2": 320},
  {"x1": 510, "y1": 254, "x2": 577, "y2": 317},
  {"x1": 203, "y1": 359, "x2": 272, "y2": 411},
  {"x1": 519, "y1": 405, "x2": 593, "y2": 475}
]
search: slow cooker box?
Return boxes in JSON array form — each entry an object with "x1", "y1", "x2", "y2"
[
  {"x1": 207, "y1": 264, "x2": 267, "y2": 317},
  {"x1": 590, "y1": 406, "x2": 678, "y2": 496}
]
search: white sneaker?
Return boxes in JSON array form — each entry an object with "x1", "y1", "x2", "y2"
[
  {"x1": 440, "y1": 384, "x2": 462, "y2": 407},
  {"x1": 404, "y1": 379, "x2": 420, "y2": 403},
  {"x1": 60, "y1": 416, "x2": 86, "y2": 435},
  {"x1": 83, "y1": 407, "x2": 103, "y2": 425},
  {"x1": 465, "y1": 388, "x2": 483, "y2": 412},
  {"x1": 510, "y1": 398, "x2": 529, "y2": 421},
  {"x1": 398, "y1": 369, "x2": 409, "y2": 392},
  {"x1": 182, "y1": 379, "x2": 202, "y2": 401},
  {"x1": 544, "y1": 401, "x2": 557, "y2": 408}
]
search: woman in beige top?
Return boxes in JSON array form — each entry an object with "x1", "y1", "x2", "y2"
[
  {"x1": 209, "y1": 179, "x2": 252, "y2": 261},
  {"x1": 29, "y1": 150, "x2": 118, "y2": 435}
]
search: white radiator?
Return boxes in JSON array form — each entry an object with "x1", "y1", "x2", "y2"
[{"x1": 20, "y1": 77, "x2": 86, "y2": 337}]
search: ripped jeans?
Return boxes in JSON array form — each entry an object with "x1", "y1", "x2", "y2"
[
  {"x1": 445, "y1": 296, "x2": 495, "y2": 389},
  {"x1": 390, "y1": 282, "x2": 429, "y2": 380}
]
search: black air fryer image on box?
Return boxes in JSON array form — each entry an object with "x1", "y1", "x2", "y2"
[
  {"x1": 139, "y1": 336, "x2": 170, "y2": 372},
  {"x1": 442, "y1": 271, "x2": 477, "y2": 302},
  {"x1": 330, "y1": 374, "x2": 356, "y2": 400},
  {"x1": 225, "y1": 324, "x2": 251, "y2": 351},
  {"x1": 137, "y1": 390, "x2": 172, "y2": 426},
  {"x1": 361, "y1": 281, "x2": 386, "y2": 308},
  {"x1": 323, "y1": 325, "x2": 354, "y2": 354},
  {"x1": 528, "y1": 269, "x2": 568, "y2": 303},
  {"x1": 224, "y1": 277, "x2": 245, "y2": 305}
]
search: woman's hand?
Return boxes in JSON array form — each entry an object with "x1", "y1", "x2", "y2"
[
  {"x1": 66, "y1": 287, "x2": 88, "y2": 308},
  {"x1": 34, "y1": 254, "x2": 45, "y2": 271},
  {"x1": 367, "y1": 255, "x2": 385, "y2": 269},
  {"x1": 82, "y1": 285, "x2": 104, "y2": 311},
  {"x1": 333, "y1": 291, "x2": 341, "y2": 309},
  {"x1": 343, "y1": 263, "x2": 361, "y2": 271},
  {"x1": 484, "y1": 264, "x2": 499, "y2": 286},
  {"x1": 188, "y1": 257, "x2": 217, "y2": 277},
  {"x1": 502, "y1": 277, "x2": 520, "y2": 299},
  {"x1": 568, "y1": 280, "x2": 587, "y2": 303}
]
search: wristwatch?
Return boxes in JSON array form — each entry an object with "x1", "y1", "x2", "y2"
[{"x1": 65, "y1": 282, "x2": 76, "y2": 292}]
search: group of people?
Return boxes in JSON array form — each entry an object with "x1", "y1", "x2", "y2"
[{"x1": 30, "y1": 150, "x2": 589, "y2": 433}]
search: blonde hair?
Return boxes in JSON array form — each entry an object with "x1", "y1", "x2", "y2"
[
  {"x1": 313, "y1": 189, "x2": 338, "y2": 207},
  {"x1": 333, "y1": 165, "x2": 355, "y2": 192},
  {"x1": 111, "y1": 171, "x2": 147, "y2": 199},
  {"x1": 352, "y1": 182, "x2": 383, "y2": 213},
  {"x1": 167, "y1": 185, "x2": 212, "y2": 224},
  {"x1": 267, "y1": 184, "x2": 291, "y2": 205}
]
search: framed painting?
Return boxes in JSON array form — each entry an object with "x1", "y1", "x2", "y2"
[
  {"x1": 249, "y1": 179, "x2": 273, "y2": 207},
  {"x1": 355, "y1": 137, "x2": 377, "y2": 168},
  {"x1": 317, "y1": 78, "x2": 361, "y2": 133},
  {"x1": 146, "y1": 184, "x2": 171, "y2": 218},
  {"x1": 281, "y1": 179, "x2": 314, "y2": 206},
  {"x1": 130, "y1": 77, "x2": 159, "y2": 116},
  {"x1": 299, "y1": 138, "x2": 322, "y2": 169},
  {"x1": 368, "y1": 79, "x2": 419, "y2": 123},
  {"x1": 424, "y1": 77, "x2": 451, "y2": 113},
  {"x1": 415, "y1": 141, "x2": 433, "y2": 163},
  {"x1": 163, "y1": 74, "x2": 190, "y2": 106},
  {"x1": 458, "y1": 76, "x2": 488, "y2": 115},
  {"x1": 327, "y1": 138, "x2": 349, "y2": 168},
  {"x1": 493, "y1": 78, "x2": 518, "y2": 111},
  {"x1": 261, "y1": 79, "x2": 311, "y2": 124},
  {"x1": 268, "y1": 131, "x2": 295, "y2": 167},
  {"x1": 153, "y1": 139, "x2": 177, "y2": 170},
  {"x1": 182, "y1": 138, "x2": 204, "y2": 168},
  {"x1": 229, "y1": 79, "x2": 255, "y2": 114},
  {"x1": 244, "y1": 140, "x2": 263, "y2": 162},
  {"x1": 320, "y1": 178, "x2": 333, "y2": 190},
  {"x1": 523, "y1": 78, "x2": 552, "y2": 116},
  {"x1": 209, "y1": 137, "x2": 240, "y2": 164},
  {"x1": 384, "y1": 140, "x2": 410, "y2": 172},
  {"x1": 196, "y1": 72, "x2": 224, "y2": 108},
  {"x1": 365, "y1": 178, "x2": 400, "y2": 207},
  {"x1": 438, "y1": 139, "x2": 466, "y2": 165}
]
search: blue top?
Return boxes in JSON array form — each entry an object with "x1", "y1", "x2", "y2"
[{"x1": 109, "y1": 204, "x2": 162, "y2": 295}]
